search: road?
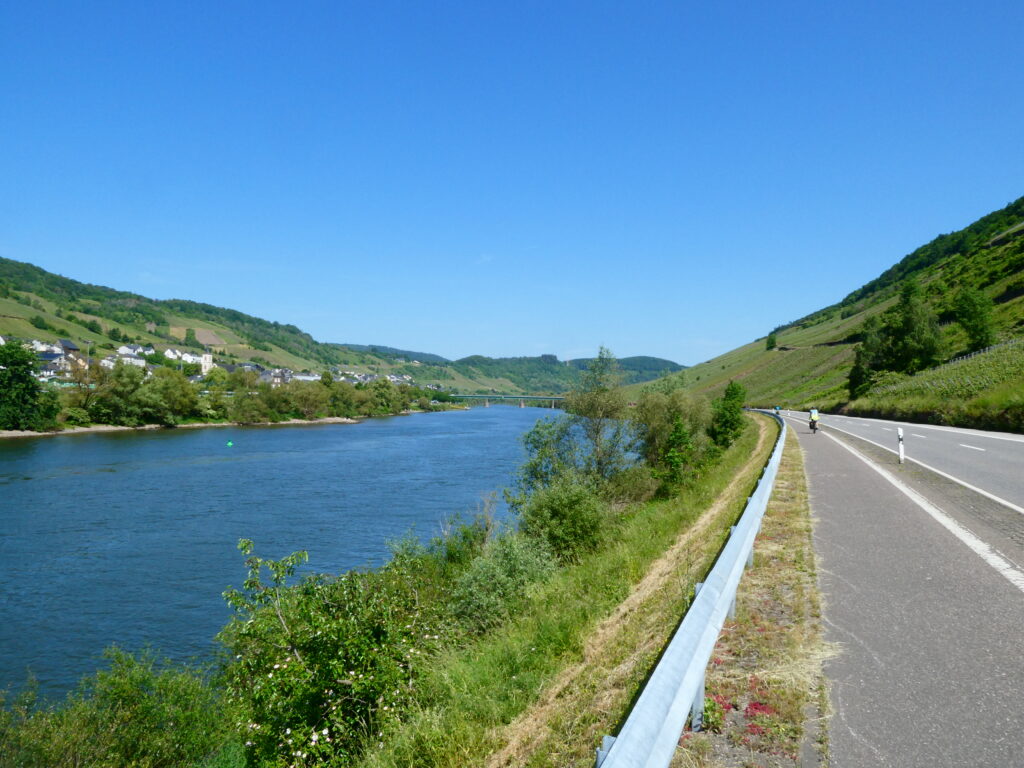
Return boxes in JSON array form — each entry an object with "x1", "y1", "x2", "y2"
[
  {"x1": 786, "y1": 410, "x2": 1024, "y2": 511},
  {"x1": 782, "y1": 413, "x2": 1024, "y2": 767}
]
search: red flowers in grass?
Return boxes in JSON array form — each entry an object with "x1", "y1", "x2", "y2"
[
  {"x1": 744, "y1": 701, "x2": 775, "y2": 719},
  {"x1": 712, "y1": 694, "x2": 734, "y2": 711}
]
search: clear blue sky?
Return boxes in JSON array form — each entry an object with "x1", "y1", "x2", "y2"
[{"x1": 2, "y1": 1, "x2": 1022, "y2": 364}]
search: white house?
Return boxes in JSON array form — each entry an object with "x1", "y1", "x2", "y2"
[
  {"x1": 180, "y1": 352, "x2": 202, "y2": 364},
  {"x1": 164, "y1": 348, "x2": 182, "y2": 360}
]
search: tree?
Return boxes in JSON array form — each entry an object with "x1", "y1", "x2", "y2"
[
  {"x1": 0, "y1": 340, "x2": 59, "y2": 430},
  {"x1": 954, "y1": 287, "x2": 996, "y2": 351},
  {"x1": 847, "y1": 315, "x2": 883, "y2": 399},
  {"x1": 564, "y1": 347, "x2": 634, "y2": 481},
  {"x1": 889, "y1": 279, "x2": 941, "y2": 374},
  {"x1": 708, "y1": 380, "x2": 746, "y2": 449},
  {"x1": 766, "y1": 331, "x2": 777, "y2": 350}
]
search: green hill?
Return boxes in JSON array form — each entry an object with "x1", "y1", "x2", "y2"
[
  {"x1": 0, "y1": 257, "x2": 680, "y2": 394},
  {"x1": 653, "y1": 194, "x2": 1024, "y2": 430}
]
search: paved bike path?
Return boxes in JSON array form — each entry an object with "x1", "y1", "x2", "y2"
[{"x1": 792, "y1": 421, "x2": 1024, "y2": 767}]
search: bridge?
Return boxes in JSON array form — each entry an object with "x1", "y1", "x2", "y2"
[{"x1": 447, "y1": 394, "x2": 564, "y2": 408}]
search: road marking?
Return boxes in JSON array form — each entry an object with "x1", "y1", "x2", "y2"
[
  {"x1": 824, "y1": 432, "x2": 1024, "y2": 595},
  {"x1": 845, "y1": 418, "x2": 1024, "y2": 444},
  {"x1": 881, "y1": 427, "x2": 893, "y2": 432},
  {"x1": 911, "y1": 434, "x2": 927, "y2": 439},
  {"x1": 824, "y1": 423, "x2": 1024, "y2": 516},
  {"x1": 959, "y1": 444, "x2": 986, "y2": 452}
]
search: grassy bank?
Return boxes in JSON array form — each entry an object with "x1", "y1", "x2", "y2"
[{"x1": 355, "y1": 414, "x2": 776, "y2": 768}]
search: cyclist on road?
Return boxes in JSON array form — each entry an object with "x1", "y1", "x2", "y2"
[{"x1": 809, "y1": 408, "x2": 820, "y2": 431}]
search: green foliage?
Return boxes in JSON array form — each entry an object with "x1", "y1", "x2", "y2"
[
  {"x1": 0, "y1": 341, "x2": 59, "y2": 430},
  {"x1": 702, "y1": 695, "x2": 725, "y2": 733},
  {"x1": 847, "y1": 280, "x2": 943, "y2": 397},
  {"x1": 29, "y1": 314, "x2": 50, "y2": 331},
  {"x1": 954, "y1": 287, "x2": 996, "y2": 351},
  {"x1": 887, "y1": 280, "x2": 942, "y2": 373},
  {"x1": 450, "y1": 533, "x2": 556, "y2": 633},
  {"x1": 0, "y1": 649, "x2": 237, "y2": 768},
  {"x1": 86, "y1": 363, "x2": 199, "y2": 427},
  {"x1": 219, "y1": 541, "x2": 447, "y2": 765},
  {"x1": 766, "y1": 331, "x2": 777, "y2": 350},
  {"x1": 511, "y1": 417, "x2": 584, "y2": 502},
  {"x1": 519, "y1": 476, "x2": 605, "y2": 562},
  {"x1": 708, "y1": 380, "x2": 747, "y2": 449},
  {"x1": 632, "y1": 389, "x2": 715, "y2": 490},
  {"x1": 564, "y1": 347, "x2": 636, "y2": 481}
]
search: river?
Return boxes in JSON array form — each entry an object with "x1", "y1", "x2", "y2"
[{"x1": 0, "y1": 407, "x2": 548, "y2": 699}]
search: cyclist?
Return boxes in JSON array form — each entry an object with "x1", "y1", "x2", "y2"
[{"x1": 809, "y1": 408, "x2": 820, "y2": 431}]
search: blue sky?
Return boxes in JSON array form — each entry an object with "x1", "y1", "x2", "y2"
[{"x1": 2, "y1": 1, "x2": 1022, "y2": 364}]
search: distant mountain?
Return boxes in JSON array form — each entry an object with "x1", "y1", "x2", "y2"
[
  {"x1": 338, "y1": 344, "x2": 450, "y2": 364},
  {"x1": 0, "y1": 257, "x2": 679, "y2": 394}
]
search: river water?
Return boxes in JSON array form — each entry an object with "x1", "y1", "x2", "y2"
[{"x1": 0, "y1": 407, "x2": 548, "y2": 699}]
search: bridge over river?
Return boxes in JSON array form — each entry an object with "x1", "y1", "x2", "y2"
[{"x1": 448, "y1": 394, "x2": 564, "y2": 408}]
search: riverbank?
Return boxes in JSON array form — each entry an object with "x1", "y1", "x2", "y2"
[{"x1": 0, "y1": 415, "x2": 361, "y2": 440}]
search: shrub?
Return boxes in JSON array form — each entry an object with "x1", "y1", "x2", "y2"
[
  {"x1": 0, "y1": 649, "x2": 237, "y2": 768},
  {"x1": 519, "y1": 476, "x2": 605, "y2": 562},
  {"x1": 450, "y1": 532, "x2": 556, "y2": 633},
  {"x1": 219, "y1": 541, "x2": 448, "y2": 765}
]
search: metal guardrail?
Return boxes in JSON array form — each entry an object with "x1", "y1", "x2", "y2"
[{"x1": 595, "y1": 411, "x2": 787, "y2": 768}]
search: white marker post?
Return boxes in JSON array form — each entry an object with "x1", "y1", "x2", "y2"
[{"x1": 897, "y1": 427, "x2": 905, "y2": 464}]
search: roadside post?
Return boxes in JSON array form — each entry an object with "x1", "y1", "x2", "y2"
[{"x1": 898, "y1": 427, "x2": 904, "y2": 464}]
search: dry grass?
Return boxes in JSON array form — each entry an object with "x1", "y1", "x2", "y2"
[{"x1": 672, "y1": 426, "x2": 833, "y2": 768}]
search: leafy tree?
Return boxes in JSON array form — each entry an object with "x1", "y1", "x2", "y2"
[
  {"x1": 563, "y1": 347, "x2": 634, "y2": 481},
  {"x1": 184, "y1": 328, "x2": 200, "y2": 347},
  {"x1": 141, "y1": 368, "x2": 199, "y2": 424},
  {"x1": 766, "y1": 331, "x2": 777, "y2": 350},
  {"x1": 0, "y1": 341, "x2": 59, "y2": 430},
  {"x1": 708, "y1": 380, "x2": 746, "y2": 449},
  {"x1": 847, "y1": 315, "x2": 884, "y2": 399},
  {"x1": 29, "y1": 314, "x2": 50, "y2": 331},
  {"x1": 954, "y1": 287, "x2": 996, "y2": 351},
  {"x1": 203, "y1": 366, "x2": 229, "y2": 388},
  {"x1": 888, "y1": 279, "x2": 941, "y2": 373},
  {"x1": 87, "y1": 362, "x2": 147, "y2": 425}
]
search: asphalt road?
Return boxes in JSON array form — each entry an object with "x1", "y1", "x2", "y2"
[
  {"x1": 785, "y1": 411, "x2": 1024, "y2": 511},
  {"x1": 787, "y1": 416, "x2": 1024, "y2": 767}
]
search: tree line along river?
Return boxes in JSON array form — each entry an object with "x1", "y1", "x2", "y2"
[{"x1": 0, "y1": 407, "x2": 545, "y2": 700}]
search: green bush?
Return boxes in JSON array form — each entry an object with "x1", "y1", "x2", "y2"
[
  {"x1": 219, "y1": 541, "x2": 449, "y2": 766},
  {"x1": 519, "y1": 476, "x2": 605, "y2": 562},
  {"x1": 0, "y1": 649, "x2": 237, "y2": 768},
  {"x1": 450, "y1": 532, "x2": 555, "y2": 633}
]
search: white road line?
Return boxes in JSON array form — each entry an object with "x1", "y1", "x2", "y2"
[
  {"x1": 959, "y1": 444, "x2": 986, "y2": 452},
  {"x1": 824, "y1": 432, "x2": 1024, "y2": 595},
  {"x1": 824, "y1": 423, "x2": 1024, "y2": 516},
  {"x1": 844, "y1": 418, "x2": 1024, "y2": 444},
  {"x1": 911, "y1": 434, "x2": 927, "y2": 439},
  {"x1": 881, "y1": 427, "x2": 893, "y2": 432}
]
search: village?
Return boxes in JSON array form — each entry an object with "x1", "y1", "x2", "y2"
[{"x1": 0, "y1": 334, "x2": 427, "y2": 389}]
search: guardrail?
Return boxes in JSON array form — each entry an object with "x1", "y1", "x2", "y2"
[{"x1": 595, "y1": 411, "x2": 787, "y2": 768}]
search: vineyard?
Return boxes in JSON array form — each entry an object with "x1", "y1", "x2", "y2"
[{"x1": 844, "y1": 338, "x2": 1024, "y2": 430}]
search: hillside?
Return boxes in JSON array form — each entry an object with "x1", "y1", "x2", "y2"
[
  {"x1": 0, "y1": 257, "x2": 680, "y2": 394},
  {"x1": 649, "y1": 194, "x2": 1024, "y2": 429}
]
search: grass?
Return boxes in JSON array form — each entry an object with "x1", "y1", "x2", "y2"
[
  {"x1": 672, "y1": 425, "x2": 832, "y2": 768},
  {"x1": 354, "y1": 414, "x2": 777, "y2": 768}
]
